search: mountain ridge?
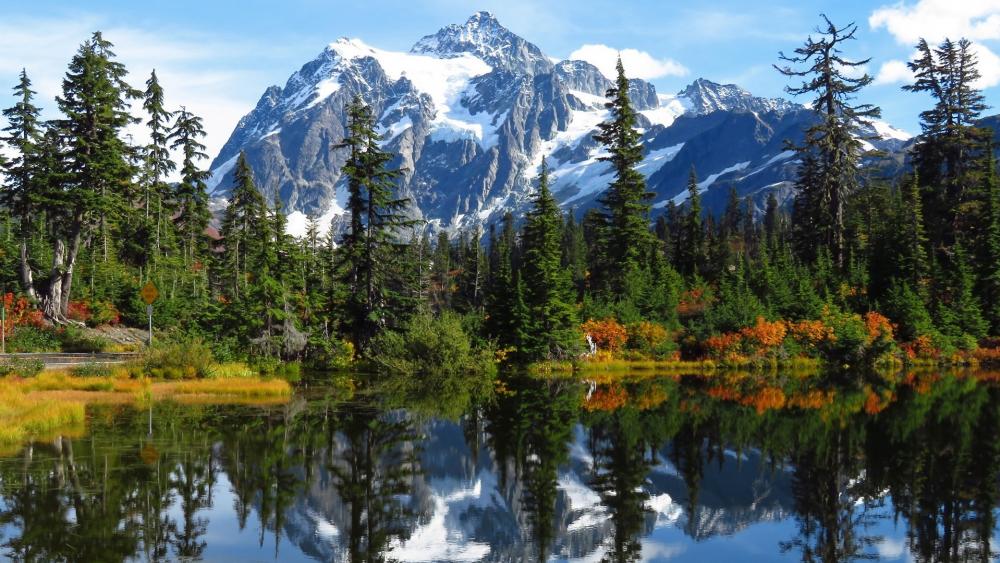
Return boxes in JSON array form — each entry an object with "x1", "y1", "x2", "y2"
[{"x1": 206, "y1": 12, "x2": 915, "y2": 237}]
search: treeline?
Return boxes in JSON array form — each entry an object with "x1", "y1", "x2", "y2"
[{"x1": 0, "y1": 20, "x2": 998, "y2": 368}]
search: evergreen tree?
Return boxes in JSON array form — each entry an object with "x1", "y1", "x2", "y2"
[
  {"x1": 141, "y1": 70, "x2": 175, "y2": 261},
  {"x1": 905, "y1": 38, "x2": 990, "y2": 243},
  {"x1": 520, "y1": 160, "x2": 579, "y2": 359},
  {"x1": 678, "y1": 167, "x2": 705, "y2": 277},
  {"x1": 979, "y1": 149, "x2": 1000, "y2": 332},
  {"x1": 561, "y1": 211, "x2": 588, "y2": 299},
  {"x1": 432, "y1": 231, "x2": 452, "y2": 310},
  {"x1": 899, "y1": 174, "x2": 930, "y2": 294},
  {"x1": 1, "y1": 69, "x2": 43, "y2": 299},
  {"x1": 45, "y1": 32, "x2": 139, "y2": 321},
  {"x1": 776, "y1": 15, "x2": 881, "y2": 269},
  {"x1": 168, "y1": 107, "x2": 211, "y2": 266},
  {"x1": 219, "y1": 152, "x2": 266, "y2": 300},
  {"x1": 593, "y1": 56, "x2": 656, "y2": 296},
  {"x1": 334, "y1": 96, "x2": 413, "y2": 352},
  {"x1": 487, "y1": 212, "x2": 522, "y2": 347}
]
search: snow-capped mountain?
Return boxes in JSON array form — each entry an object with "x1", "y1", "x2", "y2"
[{"x1": 207, "y1": 11, "x2": 913, "y2": 236}]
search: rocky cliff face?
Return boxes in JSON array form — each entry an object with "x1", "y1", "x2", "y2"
[{"x1": 207, "y1": 11, "x2": 913, "y2": 236}]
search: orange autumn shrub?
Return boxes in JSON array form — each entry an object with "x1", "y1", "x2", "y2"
[
  {"x1": 974, "y1": 347, "x2": 1000, "y2": 363},
  {"x1": 704, "y1": 332, "x2": 742, "y2": 360},
  {"x1": 1, "y1": 293, "x2": 45, "y2": 337},
  {"x1": 582, "y1": 318, "x2": 628, "y2": 353},
  {"x1": 583, "y1": 384, "x2": 628, "y2": 412},
  {"x1": 67, "y1": 300, "x2": 91, "y2": 324},
  {"x1": 740, "y1": 317, "x2": 787, "y2": 348},
  {"x1": 627, "y1": 321, "x2": 669, "y2": 352},
  {"x1": 788, "y1": 319, "x2": 834, "y2": 346},
  {"x1": 739, "y1": 386, "x2": 786, "y2": 413},
  {"x1": 863, "y1": 312, "x2": 894, "y2": 343}
]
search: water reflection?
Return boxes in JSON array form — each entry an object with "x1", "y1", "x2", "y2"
[{"x1": 1, "y1": 370, "x2": 1000, "y2": 562}]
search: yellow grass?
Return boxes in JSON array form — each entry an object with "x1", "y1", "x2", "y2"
[
  {"x1": 158, "y1": 378, "x2": 292, "y2": 398},
  {"x1": 0, "y1": 371, "x2": 292, "y2": 455},
  {"x1": 0, "y1": 387, "x2": 86, "y2": 453}
]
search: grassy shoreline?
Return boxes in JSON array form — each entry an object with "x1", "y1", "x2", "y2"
[{"x1": 0, "y1": 369, "x2": 292, "y2": 455}]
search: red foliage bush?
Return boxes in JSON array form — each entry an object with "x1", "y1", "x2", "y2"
[{"x1": 581, "y1": 318, "x2": 628, "y2": 353}]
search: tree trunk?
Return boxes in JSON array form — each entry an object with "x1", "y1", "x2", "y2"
[
  {"x1": 19, "y1": 239, "x2": 37, "y2": 301},
  {"x1": 59, "y1": 223, "x2": 84, "y2": 319},
  {"x1": 42, "y1": 238, "x2": 66, "y2": 321}
]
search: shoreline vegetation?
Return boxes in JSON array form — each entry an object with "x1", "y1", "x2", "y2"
[{"x1": 0, "y1": 16, "x2": 998, "y2": 416}]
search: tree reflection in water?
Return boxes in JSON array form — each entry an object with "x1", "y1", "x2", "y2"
[{"x1": 1, "y1": 370, "x2": 1000, "y2": 562}]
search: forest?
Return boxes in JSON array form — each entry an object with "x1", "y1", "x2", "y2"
[{"x1": 1, "y1": 17, "x2": 999, "y2": 378}]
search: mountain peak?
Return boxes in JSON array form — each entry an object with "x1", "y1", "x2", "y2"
[
  {"x1": 678, "y1": 78, "x2": 797, "y2": 116},
  {"x1": 410, "y1": 12, "x2": 552, "y2": 75}
]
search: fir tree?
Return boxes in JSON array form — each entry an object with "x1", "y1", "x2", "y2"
[
  {"x1": 776, "y1": 15, "x2": 881, "y2": 269},
  {"x1": 219, "y1": 152, "x2": 267, "y2": 300},
  {"x1": 979, "y1": 149, "x2": 1000, "y2": 332},
  {"x1": 905, "y1": 38, "x2": 990, "y2": 243},
  {"x1": 593, "y1": 57, "x2": 656, "y2": 296},
  {"x1": 168, "y1": 106, "x2": 211, "y2": 266},
  {"x1": 46, "y1": 31, "x2": 139, "y2": 321},
  {"x1": 334, "y1": 96, "x2": 413, "y2": 351},
  {"x1": 1, "y1": 69, "x2": 43, "y2": 299},
  {"x1": 678, "y1": 167, "x2": 705, "y2": 277},
  {"x1": 141, "y1": 69, "x2": 175, "y2": 261},
  {"x1": 899, "y1": 173, "x2": 930, "y2": 295},
  {"x1": 520, "y1": 160, "x2": 579, "y2": 359}
]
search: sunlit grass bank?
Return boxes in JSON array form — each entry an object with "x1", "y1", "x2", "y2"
[
  {"x1": 0, "y1": 386, "x2": 86, "y2": 455},
  {"x1": 0, "y1": 369, "x2": 292, "y2": 454}
]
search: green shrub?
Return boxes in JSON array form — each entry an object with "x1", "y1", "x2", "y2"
[
  {"x1": 0, "y1": 358, "x2": 44, "y2": 378},
  {"x1": 252, "y1": 358, "x2": 302, "y2": 382},
  {"x1": 71, "y1": 362, "x2": 114, "y2": 377},
  {"x1": 59, "y1": 327, "x2": 110, "y2": 353},
  {"x1": 7, "y1": 326, "x2": 60, "y2": 353},
  {"x1": 370, "y1": 311, "x2": 496, "y2": 378},
  {"x1": 143, "y1": 337, "x2": 214, "y2": 379}
]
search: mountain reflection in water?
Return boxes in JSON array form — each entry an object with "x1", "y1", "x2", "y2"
[{"x1": 1, "y1": 370, "x2": 999, "y2": 562}]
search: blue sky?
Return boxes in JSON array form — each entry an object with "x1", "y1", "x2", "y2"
[{"x1": 1, "y1": 0, "x2": 998, "y2": 160}]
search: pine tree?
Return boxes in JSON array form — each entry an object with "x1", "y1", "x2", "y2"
[
  {"x1": 593, "y1": 56, "x2": 656, "y2": 296},
  {"x1": 45, "y1": 32, "x2": 139, "y2": 321},
  {"x1": 219, "y1": 152, "x2": 266, "y2": 300},
  {"x1": 487, "y1": 212, "x2": 522, "y2": 348},
  {"x1": 678, "y1": 167, "x2": 705, "y2": 277},
  {"x1": 141, "y1": 70, "x2": 175, "y2": 261},
  {"x1": 520, "y1": 160, "x2": 579, "y2": 359},
  {"x1": 1, "y1": 69, "x2": 43, "y2": 299},
  {"x1": 776, "y1": 15, "x2": 881, "y2": 269},
  {"x1": 432, "y1": 231, "x2": 452, "y2": 309},
  {"x1": 949, "y1": 242, "x2": 988, "y2": 340},
  {"x1": 905, "y1": 38, "x2": 990, "y2": 243},
  {"x1": 334, "y1": 96, "x2": 413, "y2": 351},
  {"x1": 561, "y1": 211, "x2": 588, "y2": 299},
  {"x1": 899, "y1": 173, "x2": 929, "y2": 294},
  {"x1": 979, "y1": 149, "x2": 1000, "y2": 333},
  {"x1": 168, "y1": 107, "x2": 211, "y2": 266}
]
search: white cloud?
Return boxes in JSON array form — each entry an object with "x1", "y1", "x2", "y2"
[
  {"x1": 869, "y1": 0, "x2": 1000, "y2": 45},
  {"x1": 568, "y1": 44, "x2": 688, "y2": 80},
  {"x1": 874, "y1": 59, "x2": 913, "y2": 85},
  {"x1": 0, "y1": 15, "x2": 264, "y2": 177},
  {"x1": 869, "y1": 0, "x2": 1000, "y2": 89}
]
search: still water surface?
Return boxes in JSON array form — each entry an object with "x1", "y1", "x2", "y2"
[{"x1": 1, "y1": 371, "x2": 998, "y2": 562}]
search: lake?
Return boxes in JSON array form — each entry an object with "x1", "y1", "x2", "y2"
[{"x1": 1, "y1": 370, "x2": 998, "y2": 562}]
